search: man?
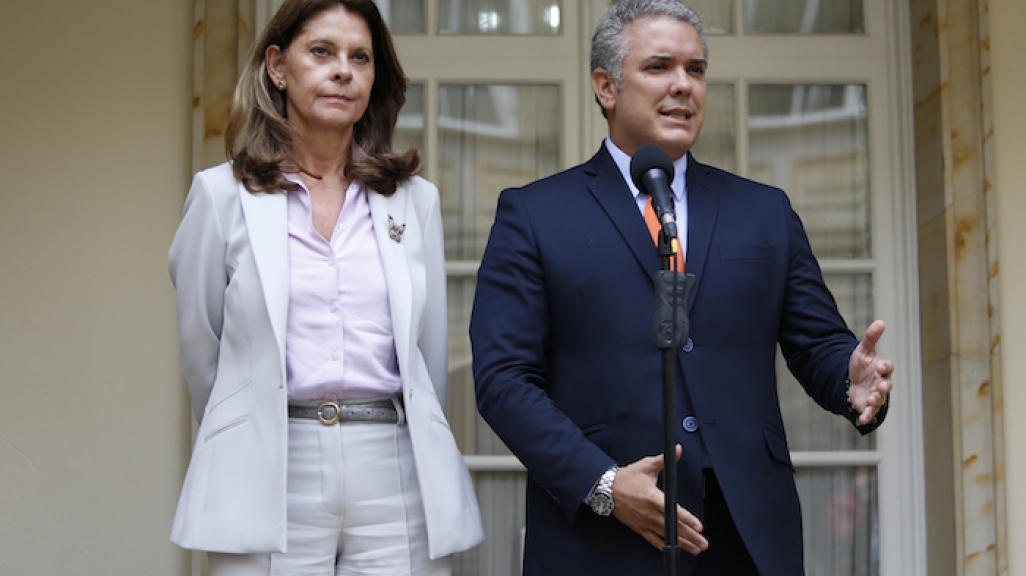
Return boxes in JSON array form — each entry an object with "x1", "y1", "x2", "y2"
[{"x1": 469, "y1": 1, "x2": 893, "y2": 575}]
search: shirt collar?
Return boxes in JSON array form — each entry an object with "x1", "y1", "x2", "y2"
[{"x1": 604, "y1": 137, "x2": 688, "y2": 204}]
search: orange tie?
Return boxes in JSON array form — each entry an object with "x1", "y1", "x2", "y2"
[{"x1": 644, "y1": 196, "x2": 684, "y2": 272}]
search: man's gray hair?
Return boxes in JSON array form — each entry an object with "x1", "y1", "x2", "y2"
[{"x1": 591, "y1": 0, "x2": 708, "y2": 90}]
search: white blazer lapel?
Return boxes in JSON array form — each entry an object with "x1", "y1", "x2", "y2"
[
  {"x1": 368, "y1": 188, "x2": 416, "y2": 378},
  {"x1": 238, "y1": 186, "x2": 289, "y2": 368}
]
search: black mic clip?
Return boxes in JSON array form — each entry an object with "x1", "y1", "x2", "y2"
[{"x1": 653, "y1": 271, "x2": 695, "y2": 349}]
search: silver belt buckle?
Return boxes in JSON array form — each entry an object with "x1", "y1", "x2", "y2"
[{"x1": 316, "y1": 401, "x2": 341, "y2": 425}]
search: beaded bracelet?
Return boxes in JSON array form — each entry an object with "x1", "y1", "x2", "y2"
[{"x1": 845, "y1": 378, "x2": 858, "y2": 415}]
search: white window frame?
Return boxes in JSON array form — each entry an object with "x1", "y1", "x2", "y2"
[{"x1": 696, "y1": 2, "x2": 925, "y2": 575}]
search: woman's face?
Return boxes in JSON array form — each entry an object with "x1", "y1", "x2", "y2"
[{"x1": 266, "y1": 6, "x2": 375, "y2": 139}]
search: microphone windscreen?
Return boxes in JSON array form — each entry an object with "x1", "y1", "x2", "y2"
[{"x1": 629, "y1": 144, "x2": 675, "y2": 192}]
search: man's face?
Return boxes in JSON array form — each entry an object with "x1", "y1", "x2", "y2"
[{"x1": 593, "y1": 16, "x2": 707, "y2": 160}]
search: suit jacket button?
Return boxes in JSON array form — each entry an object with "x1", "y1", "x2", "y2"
[
  {"x1": 683, "y1": 338, "x2": 694, "y2": 353},
  {"x1": 682, "y1": 416, "x2": 699, "y2": 432}
]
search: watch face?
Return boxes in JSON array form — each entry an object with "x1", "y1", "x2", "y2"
[{"x1": 591, "y1": 493, "x2": 614, "y2": 516}]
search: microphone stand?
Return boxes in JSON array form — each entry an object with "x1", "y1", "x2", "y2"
[{"x1": 652, "y1": 223, "x2": 695, "y2": 576}]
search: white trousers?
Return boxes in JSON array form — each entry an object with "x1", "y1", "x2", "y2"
[{"x1": 209, "y1": 418, "x2": 450, "y2": 576}]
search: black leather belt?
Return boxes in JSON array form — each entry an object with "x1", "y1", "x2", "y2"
[{"x1": 288, "y1": 396, "x2": 403, "y2": 425}]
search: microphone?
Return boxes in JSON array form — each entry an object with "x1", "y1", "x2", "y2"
[{"x1": 630, "y1": 144, "x2": 677, "y2": 240}]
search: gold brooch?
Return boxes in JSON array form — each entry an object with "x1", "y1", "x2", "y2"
[{"x1": 388, "y1": 215, "x2": 406, "y2": 243}]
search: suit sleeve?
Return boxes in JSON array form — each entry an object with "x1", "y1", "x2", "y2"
[
  {"x1": 776, "y1": 198, "x2": 885, "y2": 433},
  {"x1": 168, "y1": 173, "x2": 227, "y2": 424},
  {"x1": 471, "y1": 189, "x2": 615, "y2": 521}
]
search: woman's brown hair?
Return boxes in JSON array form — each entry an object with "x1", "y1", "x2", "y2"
[{"x1": 225, "y1": 0, "x2": 418, "y2": 195}]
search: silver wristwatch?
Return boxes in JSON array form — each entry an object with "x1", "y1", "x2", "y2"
[{"x1": 588, "y1": 465, "x2": 619, "y2": 516}]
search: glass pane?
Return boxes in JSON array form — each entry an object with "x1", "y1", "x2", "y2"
[
  {"x1": 745, "y1": 0, "x2": 864, "y2": 34},
  {"x1": 748, "y1": 84, "x2": 870, "y2": 259},
  {"x1": 691, "y1": 83, "x2": 736, "y2": 172},
  {"x1": 796, "y1": 467, "x2": 879, "y2": 576},
  {"x1": 688, "y1": 0, "x2": 734, "y2": 34},
  {"x1": 447, "y1": 276, "x2": 475, "y2": 451},
  {"x1": 374, "y1": 0, "x2": 425, "y2": 34},
  {"x1": 438, "y1": 0, "x2": 562, "y2": 35},
  {"x1": 778, "y1": 273, "x2": 874, "y2": 451},
  {"x1": 395, "y1": 83, "x2": 424, "y2": 164},
  {"x1": 438, "y1": 84, "x2": 561, "y2": 262},
  {"x1": 453, "y1": 472, "x2": 527, "y2": 576}
]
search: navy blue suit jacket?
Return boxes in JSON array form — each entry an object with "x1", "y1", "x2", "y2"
[{"x1": 470, "y1": 146, "x2": 883, "y2": 576}]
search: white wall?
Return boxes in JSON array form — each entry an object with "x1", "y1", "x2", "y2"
[
  {"x1": 0, "y1": 0, "x2": 193, "y2": 573},
  {"x1": 992, "y1": 0, "x2": 1026, "y2": 572}
]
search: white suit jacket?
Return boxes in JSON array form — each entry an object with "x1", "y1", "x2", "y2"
[{"x1": 168, "y1": 162, "x2": 483, "y2": 557}]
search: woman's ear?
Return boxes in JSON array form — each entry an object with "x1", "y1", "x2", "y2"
[{"x1": 265, "y1": 45, "x2": 285, "y2": 86}]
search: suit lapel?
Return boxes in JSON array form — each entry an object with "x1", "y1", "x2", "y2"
[
  {"x1": 368, "y1": 188, "x2": 413, "y2": 376},
  {"x1": 683, "y1": 156, "x2": 720, "y2": 313},
  {"x1": 585, "y1": 147, "x2": 721, "y2": 315},
  {"x1": 584, "y1": 147, "x2": 724, "y2": 298},
  {"x1": 238, "y1": 186, "x2": 289, "y2": 364},
  {"x1": 586, "y1": 147, "x2": 661, "y2": 279}
]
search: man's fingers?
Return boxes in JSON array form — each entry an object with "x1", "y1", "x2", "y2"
[
  {"x1": 859, "y1": 407, "x2": 874, "y2": 425},
  {"x1": 877, "y1": 360, "x2": 895, "y2": 379},
  {"x1": 642, "y1": 530, "x2": 665, "y2": 550},
  {"x1": 639, "y1": 519, "x2": 708, "y2": 555},
  {"x1": 677, "y1": 505, "x2": 703, "y2": 533},
  {"x1": 861, "y1": 320, "x2": 886, "y2": 350},
  {"x1": 618, "y1": 450, "x2": 709, "y2": 554},
  {"x1": 637, "y1": 453, "x2": 666, "y2": 475},
  {"x1": 678, "y1": 525, "x2": 709, "y2": 555},
  {"x1": 676, "y1": 505, "x2": 708, "y2": 554},
  {"x1": 635, "y1": 446, "x2": 683, "y2": 476},
  {"x1": 858, "y1": 388, "x2": 891, "y2": 424}
]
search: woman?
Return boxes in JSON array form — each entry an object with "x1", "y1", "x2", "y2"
[{"x1": 168, "y1": 1, "x2": 483, "y2": 574}]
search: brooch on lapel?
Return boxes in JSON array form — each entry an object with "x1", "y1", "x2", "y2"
[{"x1": 388, "y1": 215, "x2": 406, "y2": 244}]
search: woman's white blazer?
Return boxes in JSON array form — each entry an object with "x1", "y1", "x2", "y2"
[{"x1": 168, "y1": 162, "x2": 483, "y2": 558}]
